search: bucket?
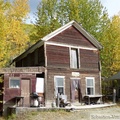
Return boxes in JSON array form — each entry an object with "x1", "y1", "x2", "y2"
[
  {"x1": 33, "y1": 99, "x2": 38, "y2": 107},
  {"x1": 52, "y1": 101, "x2": 56, "y2": 107}
]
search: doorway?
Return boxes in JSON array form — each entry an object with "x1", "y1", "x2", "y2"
[
  {"x1": 71, "y1": 79, "x2": 81, "y2": 102},
  {"x1": 21, "y1": 79, "x2": 30, "y2": 106}
]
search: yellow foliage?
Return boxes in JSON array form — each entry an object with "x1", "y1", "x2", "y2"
[
  {"x1": 109, "y1": 16, "x2": 120, "y2": 74},
  {"x1": 67, "y1": 0, "x2": 80, "y2": 21},
  {"x1": 0, "y1": 0, "x2": 30, "y2": 67},
  {"x1": 9, "y1": 0, "x2": 30, "y2": 21}
]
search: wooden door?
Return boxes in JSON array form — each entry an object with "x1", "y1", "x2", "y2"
[{"x1": 21, "y1": 79, "x2": 30, "y2": 106}]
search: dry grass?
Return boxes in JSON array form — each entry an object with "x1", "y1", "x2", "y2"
[
  {"x1": 7, "y1": 110, "x2": 85, "y2": 120},
  {"x1": 1, "y1": 105, "x2": 120, "y2": 120},
  {"x1": 0, "y1": 117, "x2": 4, "y2": 120}
]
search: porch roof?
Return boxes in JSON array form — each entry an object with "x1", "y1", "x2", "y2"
[
  {"x1": 107, "y1": 71, "x2": 120, "y2": 80},
  {"x1": 0, "y1": 67, "x2": 45, "y2": 74}
]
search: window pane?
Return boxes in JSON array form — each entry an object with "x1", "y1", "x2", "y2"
[
  {"x1": 71, "y1": 48, "x2": 78, "y2": 68},
  {"x1": 87, "y1": 79, "x2": 93, "y2": 86},
  {"x1": 86, "y1": 78, "x2": 94, "y2": 95},
  {"x1": 54, "y1": 76, "x2": 65, "y2": 96},
  {"x1": 58, "y1": 87, "x2": 64, "y2": 94},
  {"x1": 10, "y1": 79, "x2": 20, "y2": 88},
  {"x1": 87, "y1": 88, "x2": 94, "y2": 95},
  {"x1": 56, "y1": 78, "x2": 64, "y2": 86}
]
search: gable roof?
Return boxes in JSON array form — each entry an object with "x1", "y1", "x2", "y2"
[
  {"x1": 42, "y1": 20, "x2": 102, "y2": 50},
  {"x1": 13, "y1": 20, "x2": 102, "y2": 62},
  {"x1": 108, "y1": 71, "x2": 120, "y2": 80}
]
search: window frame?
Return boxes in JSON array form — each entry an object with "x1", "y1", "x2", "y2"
[
  {"x1": 86, "y1": 77, "x2": 95, "y2": 95},
  {"x1": 70, "y1": 47, "x2": 80, "y2": 69},
  {"x1": 54, "y1": 76, "x2": 65, "y2": 96},
  {"x1": 9, "y1": 77, "x2": 20, "y2": 89}
]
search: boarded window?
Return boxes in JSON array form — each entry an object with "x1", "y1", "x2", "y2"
[
  {"x1": 9, "y1": 77, "x2": 20, "y2": 88},
  {"x1": 70, "y1": 48, "x2": 79, "y2": 68},
  {"x1": 54, "y1": 76, "x2": 65, "y2": 96},
  {"x1": 86, "y1": 77, "x2": 95, "y2": 95}
]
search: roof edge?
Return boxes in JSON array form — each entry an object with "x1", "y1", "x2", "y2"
[
  {"x1": 41, "y1": 20, "x2": 75, "y2": 41},
  {"x1": 13, "y1": 20, "x2": 102, "y2": 63},
  {"x1": 13, "y1": 40, "x2": 44, "y2": 63},
  {"x1": 42, "y1": 20, "x2": 102, "y2": 50}
]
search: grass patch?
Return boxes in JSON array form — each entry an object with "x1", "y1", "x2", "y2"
[{"x1": 5, "y1": 109, "x2": 71, "y2": 120}]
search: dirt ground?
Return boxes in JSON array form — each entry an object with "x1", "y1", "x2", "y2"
[{"x1": 9, "y1": 105, "x2": 120, "y2": 120}]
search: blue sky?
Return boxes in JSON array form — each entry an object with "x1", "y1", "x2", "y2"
[
  {"x1": 27, "y1": 0, "x2": 120, "y2": 24},
  {"x1": 100, "y1": 0, "x2": 120, "y2": 17}
]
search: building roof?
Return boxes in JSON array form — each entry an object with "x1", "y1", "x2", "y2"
[
  {"x1": 42, "y1": 20, "x2": 102, "y2": 49},
  {"x1": 13, "y1": 20, "x2": 102, "y2": 62},
  {"x1": 108, "y1": 71, "x2": 120, "y2": 80}
]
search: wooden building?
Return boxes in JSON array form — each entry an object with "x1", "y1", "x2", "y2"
[{"x1": 0, "y1": 20, "x2": 102, "y2": 115}]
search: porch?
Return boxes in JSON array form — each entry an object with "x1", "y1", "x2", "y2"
[{"x1": 0, "y1": 67, "x2": 45, "y2": 116}]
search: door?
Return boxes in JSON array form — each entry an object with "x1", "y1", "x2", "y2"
[
  {"x1": 21, "y1": 79, "x2": 30, "y2": 106},
  {"x1": 71, "y1": 79, "x2": 81, "y2": 102}
]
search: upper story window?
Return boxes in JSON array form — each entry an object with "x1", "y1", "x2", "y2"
[
  {"x1": 86, "y1": 77, "x2": 95, "y2": 95},
  {"x1": 54, "y1": 76, "x2": 65, "y2": 96},
  {"x1": 9, "y1": 77, "x2": 20, "y2": 88},
  {"x1": 70, "y1": 48, "x2": 79, "y2": 68}
]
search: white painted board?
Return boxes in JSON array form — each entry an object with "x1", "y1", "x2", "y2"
[{"x1": 36, "y1": 78, "x2": 44, "y2": 93}]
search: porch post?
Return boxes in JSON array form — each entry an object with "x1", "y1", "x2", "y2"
[{"x1": 113, "y1": 88, "x2": 116, "y2": 103}]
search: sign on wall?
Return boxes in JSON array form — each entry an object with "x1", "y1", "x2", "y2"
[{"x1": 72, "y1": 72, "x2": 80, "y2": 77}]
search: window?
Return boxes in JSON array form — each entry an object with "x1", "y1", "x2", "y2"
[
  {"x1": 54, "y1": 76, "x2": 65, "y2": 96},
  {"x1": 70, "y1": 48, "x2": 79, "y2": 68},
  {"x1": 86, "y1": 77, "x2": 95, "y2": 95},
  {"x1": 9, "y1": 77, "x2": 20, "y2": 88}
]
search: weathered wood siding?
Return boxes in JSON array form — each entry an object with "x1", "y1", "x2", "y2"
[
  {"x1": 80, "y1": 49, "x2": 99, "y2": 70},
  {"x1": 0, "y1": 67, "x2": 45, "y2": 74},
  {"x1": 80, "y1": 72, "x2": 101, "y2": 96},
  {"x1": 46, "y1": 44, "x2": 100, "y2": 71},
  {"x1": 46, "y1": 26, "x2": 100, "y2": 70},
  {"x1": 16, "y1": 46, "x2": 45, "y2": 67},
  {"x1": 49, "y1": 26, "x2": 96, "y2": 48},
  {"x1": 46, "y1": 45, "x2": 70, "y2": 68},
  {"x1": 46, "y1": 69, "x2": 71, "y2": 101},
  {"x1": 3, "y1": 73, "x2": 36, "y2": 102},
  {"x1": 45, "y1": 68, "x2": 101, "y2": 104},
  {"x1": 45, "y1": 26, "x2": 101, "y2": 104}
]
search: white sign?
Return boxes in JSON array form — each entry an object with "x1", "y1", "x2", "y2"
[{"x1": 72, "y1": 72, "x2": 80, "y2": 77}]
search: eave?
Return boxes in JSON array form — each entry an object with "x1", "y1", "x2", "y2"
[{"x1": 13, "y1": 20, "x2": 102, "y2": 63}]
